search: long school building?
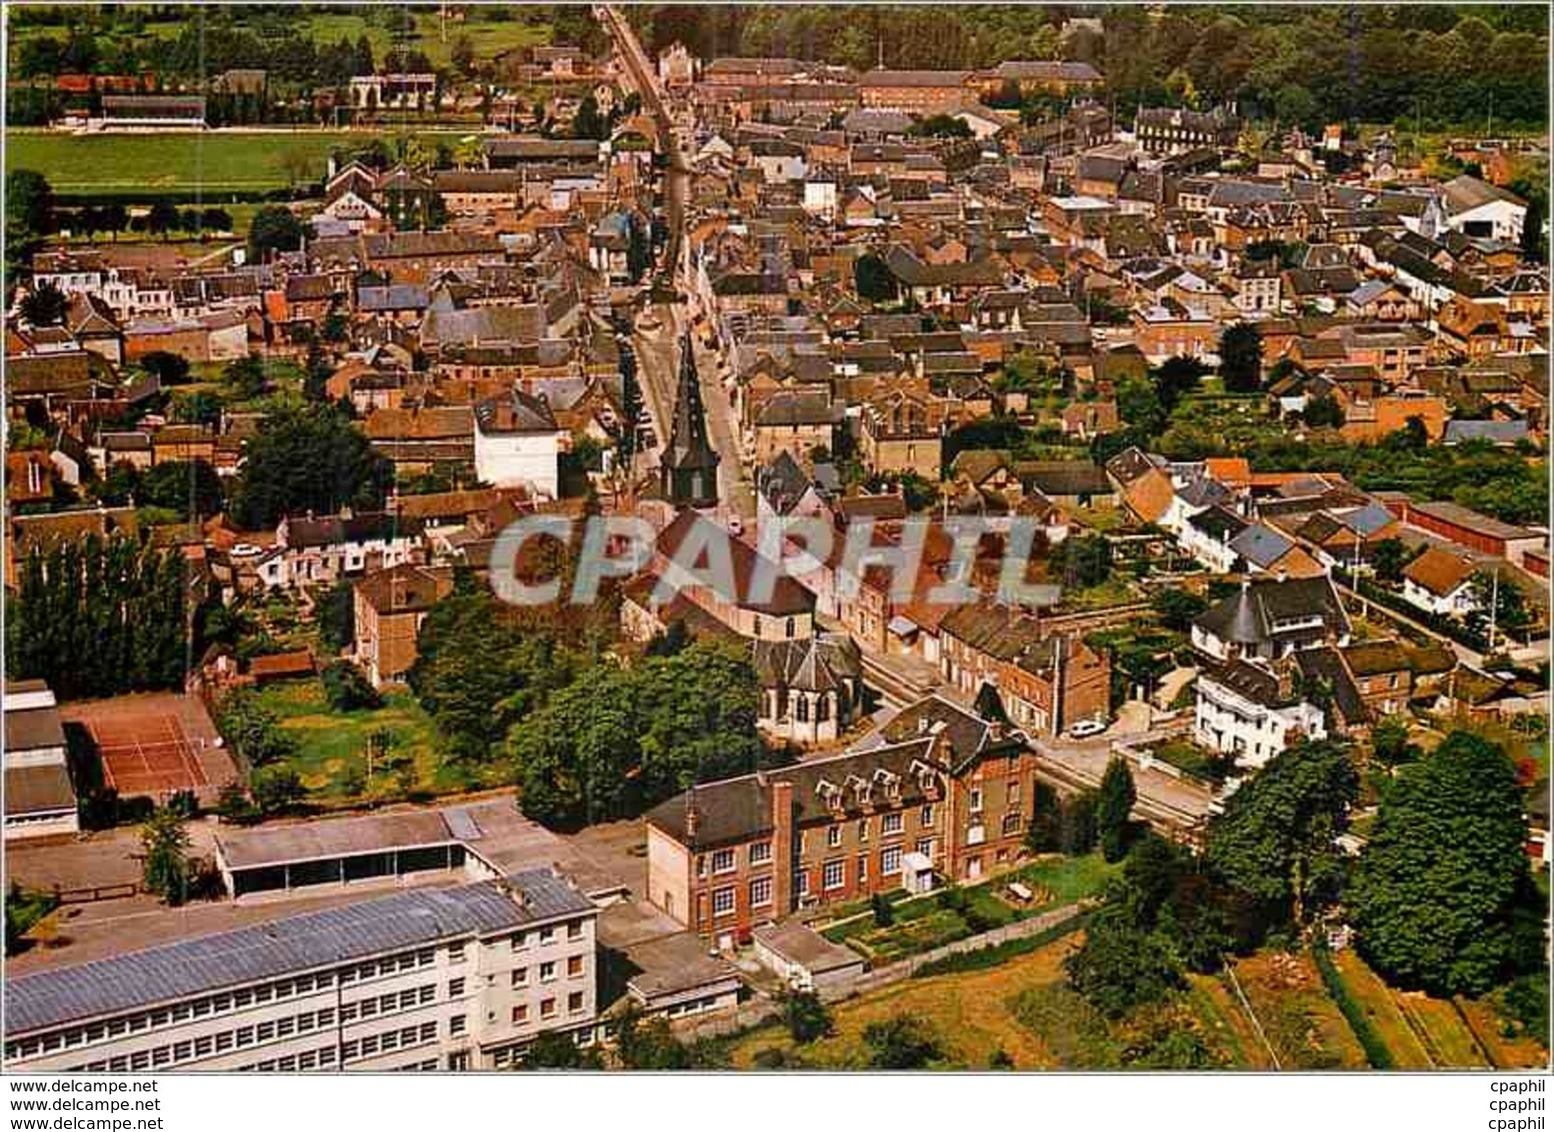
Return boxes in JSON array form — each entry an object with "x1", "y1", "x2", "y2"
[{"x1": 4, "y1": 870, "x2": 598, "y2": 1073}]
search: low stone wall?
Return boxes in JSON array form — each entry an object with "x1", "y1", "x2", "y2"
[{"x1": 843, "y1": 900, "x2": 1087, "y2": 998}]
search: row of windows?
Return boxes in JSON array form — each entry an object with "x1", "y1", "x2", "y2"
[
  {"x1": 69, "y1": 1006, "x2": 342, "y2": 1073},
  {"x1": 490, "y1": 1027, "x2": 595, "y2": 1069},
  {"x1": 509, "y1": 955, "x2": 586, "y2": 987},
  {"x1": 700, "y1": 840, "x2": 771, "y2": 877},
  {"x1": 708, "y1": 841, "x2": 937, "y2": 919},
  {"x1": 235, "y1": 1043, "x2": 339, "y2": 1073},
  {"x1": 819, "y1": 805, "x2": 933, "y2": 849},
  {"x1": 8, "y1": 947, "x2": 440, "y2": 1061},
  {"x1": 505, "y1": 920, "x2": 586, "y2": 951},
  {"x1": 510, "y1": 991, "x2": 586, "y2": 1025},
  {"x1": 341, "y1": 1021, "x2": 439, "y2": 1064},
  {"x1": 58, "y1": 980, "x2": 444, "y2": 1073}
]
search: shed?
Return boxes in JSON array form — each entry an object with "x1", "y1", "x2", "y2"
[{"x1": 751, "y1": 920, "x2": 865, "y2": 993}]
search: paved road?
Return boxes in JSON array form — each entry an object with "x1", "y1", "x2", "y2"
[{"x1": 600, "y1": 5, "x2": 753, "y2": 521}]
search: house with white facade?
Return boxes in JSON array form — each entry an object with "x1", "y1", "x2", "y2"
[
  {"x1": 1191, "y1": 576, "x2": 1351, "y2": 662},
  {"x1": 1194, "y1": 656, "x2": 1328, "y2": 771},
  {"x1": 1178, "y1": 504, "x2": 1248, "y2": 574},
  {"x1": 473, "y1": 389, "x2": 563, "y2": 499},
  {"x1": 256, "y1": 512, "x2": 426, "y2": 590},
  {"x1": 1440, "y1": 175, "x2": 1528, "y2": 244},
  {"x1": 1400, "y1": 544, "x2": 1482, "y2": 618}
]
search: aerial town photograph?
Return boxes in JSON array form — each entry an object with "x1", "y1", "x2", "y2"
[{"x1": 0, "y1": 2, "x2": 1549, "y2": 1078}]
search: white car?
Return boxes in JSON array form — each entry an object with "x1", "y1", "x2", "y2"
[{"x1": 1068, "y1": 719, "x2": 1107, "y2": 740}]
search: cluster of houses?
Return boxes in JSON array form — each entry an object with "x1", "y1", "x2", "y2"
[{"x1": 3, "y1": 27, "x2": 1549, "y2": 1070}]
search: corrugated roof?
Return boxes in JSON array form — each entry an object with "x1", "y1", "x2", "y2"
[{"x1": 5, "y1": 872, "x2": 592, "y2": 1035}]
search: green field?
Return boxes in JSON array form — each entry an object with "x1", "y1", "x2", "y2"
[
  {"x1": 6, "y1": 129, "x2": 479, "y2": 193},
  {"x1": 253, "y1": 678, "x2": 502, "y2": 805},
  {"x1": 822, "y1": 854, "x2": 1116, "y2": 964},
  {"x1": 294, "y1": 12, "x2": 550, "y2": 70}
]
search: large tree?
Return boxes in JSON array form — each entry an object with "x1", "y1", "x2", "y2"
[
  {"x1": 247, "y1": 204, "x2": 304, "y2": 262},
  {"x1": 853, "y1": 252, "x2": 898, "y2": 303},
  {"x1": 6, "y1": 535, "x2": 188, "y2": 700},
  {"x1": 509, "y1": 639, "x2": 768, "y2": 828},
  {"x1": 1206, "y1": 740, "x2": 1358, "y2": 931},
  {"x1": 229, "y1": 403, "x2": 391, "y2": 528},
  {"x1": 1096, "y1": 756, "x2": 1137, "y2": 863},
  {"x1": 140, "y1": 808, "x2": 194, "y2": 907},
  {"x1": 19, "y1": 282, "x2": 67, "y2": 326},
  {"x1": 1218, "y1": 322, "x2": 1263, "y2": 393},
  {"x1": 1349, "y1": 731, "x2": 1543, "y2": 996}
]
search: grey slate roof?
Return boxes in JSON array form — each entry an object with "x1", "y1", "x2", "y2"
[
  {"x1": 1194, "y1": 576, "x2": 1349, "y2": 648},
  {"x1": 5, "y1": 871, "x2": 592, "y2": 1036},
  {"x1": 1228, "y1": 523, "x2": 1295, "y2": 569}
]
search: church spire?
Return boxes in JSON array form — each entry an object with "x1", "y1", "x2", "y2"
[{"x1": 661, "y1": 331, "x2": 720, "y2": 509}]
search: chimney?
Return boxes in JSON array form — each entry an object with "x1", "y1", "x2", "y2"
[
  {"x1": 684, "y1": 787, "x2": 700, "y2": 841},
  {"x1": 770, "y1": 778, "x2": 795, "y2": 914}
]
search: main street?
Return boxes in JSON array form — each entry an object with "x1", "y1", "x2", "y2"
[{"x1": 598, "y1": 5, "x2": 754, "y2": 520}]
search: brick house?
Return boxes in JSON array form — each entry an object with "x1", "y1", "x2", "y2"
[
  {"x1": 645, "y1": 695, "x2": 1047, "y2": 945},
  {"x1": 352, "y1": 564, "x2": 454, "y2": 688},
  {"x1": 938, "y1": 604, "x2": 1111, "y2": 736}
]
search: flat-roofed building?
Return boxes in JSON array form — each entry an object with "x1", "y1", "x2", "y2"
[
  {"x1": 2, "y1": 680, "x2": 77, "y2": 841},
  {"x1": 213, "y1": 809, "x2": 499, "y2": 900},
  {"x1": 4, "y1": 869, "x2": 599, "y2": 1073}
]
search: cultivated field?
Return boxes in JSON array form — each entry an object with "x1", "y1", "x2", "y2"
[{"x1": 729, "y1": 931, "x2": 1082, "y2": 1069}]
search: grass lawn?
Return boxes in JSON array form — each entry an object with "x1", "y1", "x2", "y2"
[
  {"x1": 1454, "y1": 994, "x2": 1549, "y2": 1070},
  {"x1": 1188, "y1": 974, "x2": 1275, "y2": 1068},
  {"x1": 6, "y1": 129, "x2": 477, "y2": 194},
  {"x1": 8, "y1": 12, "x2": 549, "y2": 71},
  {"x1": 254, "y1": 678, "x2": 499, "y2": 805},
  {"x1": 1147, "y1": 737, "x2": 1224, "y2": 784},
  {"x1": 293, "y1": 12, "x2": 550, "y2": 70},
  {"x1": 729, "y1": 931, "x2": 1083, "y2": 1069},
  {"x1": 1059, "y1": 576, "x2": 1139, "y2": 611},
  {"x1": 1005, "y1": 853, "x2": 1117, "y2": 905},
  {"x1": 822, "y1": 854, "x2": 1115, "y2": 964}
]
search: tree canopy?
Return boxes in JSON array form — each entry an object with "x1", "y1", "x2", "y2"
[
  {"x1": 1349, "y1": 731, "x2": 1543, "y2": 996},
  {"x1": 228, "y1": 403, "x2": 391, "y2": 528},
  {"x1": 509, "y1": 638, "x2": 774, "y2": 828},
  {"x1": 1206, "y1": 740, "x2": 1358, "y2": 930},
  {"x1": 247, "y1": 204, "x2": 304, "y2": 262}
]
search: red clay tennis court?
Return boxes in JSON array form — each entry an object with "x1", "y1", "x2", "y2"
[{"x1": 61, "y1": 693, "x2": 238, "y2": 804}]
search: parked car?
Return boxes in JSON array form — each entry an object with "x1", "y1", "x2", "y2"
[{"x1": 1068, "y1": 718, "x2": 1107, "y2": 739}]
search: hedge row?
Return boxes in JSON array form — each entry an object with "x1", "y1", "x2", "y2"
[
  {"x1": 1312, "y1": 944, "x2": 1395, "y2": 1070},
  {"x1": 55, "y1": 186, "x2": 313, "y2": 207}
]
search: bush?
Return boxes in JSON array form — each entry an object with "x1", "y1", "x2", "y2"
[
  {"x1": 870, "y1": 892, "x2": 894, "y2": 927},
  {"x1": 862, "y1": 1016, "x2": 941, "y2": 1069},
  {"x1": 782, "y1": 991, "x2": 832, "y2": 1044},
  {"x1": 321, "y1": 660, "x2": 381, "y2": 712},
  {"x1": 165, "y1": 789, "x2": 198, "y2": 818}
]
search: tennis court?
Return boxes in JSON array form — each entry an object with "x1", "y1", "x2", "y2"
[{"x1": 62, "y1": 693, "x2": 238, "y2": 804}]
